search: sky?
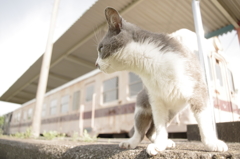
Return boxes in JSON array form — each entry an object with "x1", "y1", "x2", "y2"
[
  {"x1": 0, "y1": 0, "x2": 240, "y2": 116},
  {"x1": 0, "y1": 0, "x2": 97, "y2": 116}
]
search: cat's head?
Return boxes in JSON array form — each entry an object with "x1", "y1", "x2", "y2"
[{"x1": 95, "y1": 7, "x2": 134, "y2": 73}]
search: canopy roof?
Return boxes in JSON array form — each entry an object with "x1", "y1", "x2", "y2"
[{"x1": 1, "y1": 0, "x2": 239, "y2": 104}]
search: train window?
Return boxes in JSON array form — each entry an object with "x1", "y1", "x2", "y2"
[
  {"x1": 50, "y1": 99, "x2": 57, "y2": 115},
  {"x1": 72, "y1": 91, "x2": 80, "y2": 111},
  {"x1": 42, "y1": 104, "x2": 46, "y2": 117},
  {"x1": 85, "y1": 84, "x2": 94, "y2": 102},
  {"x1": 14, "y1": 113, "x2": 18, "y2": 122},
  {"x1": 12, "y1": 114, "x2": 15, "y2": 122},
  {"x1": 61, "y1": 95, "x2": 69, "y2": 113},
  {"x1": 129, "y1": 72, "x2": 143, "y2": 96},
  {"x1": 17, "y1": 112, "x2": 21, "y2": 122},
  {"x1": 28, "y1": 108, "x2": 32, "y2": 120},
  {"x1": 215, "y1": 62, "x2": 223, "y2": 86},
  {"x1": 23, "y1": 111, "x2": 27, "y2": 121},
  {"x1": 103, "y1": 77, "x2": 118, "y2": 103},
  {"x1": 5, "y1": 116, "x2": 9, "y2": 123},
  {"x1": 227, "y1": 69, "x2": 235, "y2": 92},
  {"x1": 12, "y1": 115, "x2": 14, "y2": 122}
]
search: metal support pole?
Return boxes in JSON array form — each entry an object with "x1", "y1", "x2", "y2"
[
  {"x1": 79, "y1": 104, "x2": 84, "y2": 136},
  {"x1": 91, "y1": 93, "x2": 96, "y2": 129},
  {"x1": 31, "y1": 0, "x2": 60, "y2": 137},
  {"x1": 192, "y1": 0, "x2": 217, "y2": 135},
  {"x1": 236, "y1": 27, "x2": 240, "y2": 45}
]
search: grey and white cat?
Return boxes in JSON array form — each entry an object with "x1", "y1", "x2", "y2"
[{"x1": 95, "y1": 7, "x2": 228, "y2": 156}]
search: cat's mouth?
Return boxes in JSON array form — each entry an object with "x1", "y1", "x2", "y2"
[
  {"x1": 95, "y1": 59, "x2": 111, "y2": 73},
  {"x1": 99, "y1": 65, "x2": 111, "y2": 74}
]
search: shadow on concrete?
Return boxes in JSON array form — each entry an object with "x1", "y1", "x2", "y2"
[{"x1": 62, "y1": 144, "x2": 152, "y2": 159}]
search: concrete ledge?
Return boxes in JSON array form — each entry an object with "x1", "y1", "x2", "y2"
[
  {"x1": 187, "y1": 121, "x2": 240, "y2": 142},
  {"x1": 0, "y1": 137, "x2": 240, "y2": 159}
]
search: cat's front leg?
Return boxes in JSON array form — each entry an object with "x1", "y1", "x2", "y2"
[
  {"x1": 146, "y1": 101, "x2": 169, "y2": 156},
  {"x1": 146, "y1": 121, "x2": 176, "y2": 149},
  {"x1": 119, "y1": 105, "x2": 152, "y2": 149}
]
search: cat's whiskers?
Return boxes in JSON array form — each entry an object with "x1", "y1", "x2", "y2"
[
  {"x1": 93, "y1": 26, "x2": 105, "y2": 47},
  {"x1": 93, "y1": 29, "x2": 100, "y2": 46}
]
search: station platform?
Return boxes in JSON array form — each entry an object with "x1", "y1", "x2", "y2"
[{"x1": 0, "y1": 137, "x2": 239, "y2": 159}]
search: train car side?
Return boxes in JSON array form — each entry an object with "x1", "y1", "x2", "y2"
[{"x1": 5, "y1": 32, "x2": 239, "y2": 137}]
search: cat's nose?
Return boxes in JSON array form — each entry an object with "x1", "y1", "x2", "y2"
[{"x1": 95, "y1": 62, "x2": 99, "y2": 68}]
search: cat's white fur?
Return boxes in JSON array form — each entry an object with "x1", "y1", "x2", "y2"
[
  {"x1": 97, "y1": 38, "x2": 228, "y2": 155},
  {"x1": 121, "y1": 40, "x2": 192, "y2": 154}
]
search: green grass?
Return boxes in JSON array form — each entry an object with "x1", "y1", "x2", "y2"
[
  {"x1": 79, "y1": 129, "x2": 97, "y2": 142},
  {"x1": 11, "y1": 127, "x2": 32, "y2": 139},
  {"x1": 2, "y1": 128, "x2": 97, "y2": 142},
  {"x1": 42, "y1": 130, "x2": 66, "y2": 140},
  {"x1": 71, "y1": 130, "x2": 97, "y2": 142}
]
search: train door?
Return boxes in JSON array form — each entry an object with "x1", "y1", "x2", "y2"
[
  {"x1": 3, "y1": 113, "x2": 12, "y2": 135},
  {"x1": 226, "y1": 69, "x2": 239, "y2": 121},
  {"x1": 84, "y1": 82, "x2": 95, "y2": 132},
  {"x1": 206, "y1": 55, "x2": 221, "y2": 123},
  {"x1": 213, "y1": 57, "x2": 233, "y2": 122}
]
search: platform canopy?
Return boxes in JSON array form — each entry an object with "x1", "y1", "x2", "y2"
[{"x1": 1, "y1": 0, "x2": 240, "y2": 104}]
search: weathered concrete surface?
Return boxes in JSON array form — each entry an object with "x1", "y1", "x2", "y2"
[{"x1": 0, "y1": 137, "x2": 240, "y2": 159}]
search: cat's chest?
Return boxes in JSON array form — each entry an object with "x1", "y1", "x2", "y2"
[
  {"x1": 138, "y1": 54, "x2": 194, "y2": 100},
  {"x1": 125, "y1": 41, "x2": 195, "y2": 99}
]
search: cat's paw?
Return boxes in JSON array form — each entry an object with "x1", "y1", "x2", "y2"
[
  {"x1": 146, "y1": 143, "x2": 167, "y2": 156},
  {"x1": 119, "y1": 140, "x2": 138, "y2": 149},
  {"x1": 166, "y1": 139, "x2": 176, "y2": 148},
  {"x1": 204, "y1": 139, "x2": 228, "y2": 152}
]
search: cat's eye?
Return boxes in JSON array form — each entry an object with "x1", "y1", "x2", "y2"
[{"x1": 98, "y1": 45, "x2": 103, "y2": 52}]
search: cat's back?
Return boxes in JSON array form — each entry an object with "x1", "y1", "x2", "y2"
[{"x1": 170, "y1": 29, "x2": 198, "y2": 53}]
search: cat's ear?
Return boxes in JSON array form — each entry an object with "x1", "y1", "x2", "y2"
[{"x1": 105, "y1": 7, "x2": 122, "y2": 33}]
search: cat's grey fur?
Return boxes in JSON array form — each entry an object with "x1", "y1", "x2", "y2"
[{"x1": 96, "y1": 7, "x2": 228, "y2": 156}]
